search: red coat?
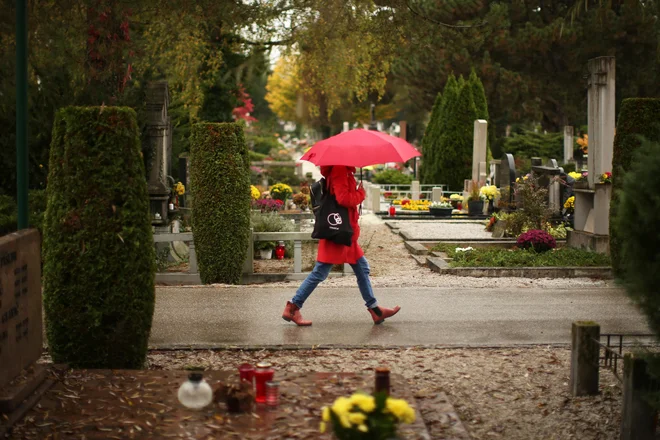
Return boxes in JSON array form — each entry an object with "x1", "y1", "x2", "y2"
[{"x1": 317, "y1": 166, "x2": 365, "y2": 265}]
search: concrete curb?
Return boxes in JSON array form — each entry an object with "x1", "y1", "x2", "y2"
[
  {"x1": 147, "y1": 343, "x2": 572, "y2": 351},
  {"x1": 426, "y1": 260, "x2": 613, "y2": 279}
]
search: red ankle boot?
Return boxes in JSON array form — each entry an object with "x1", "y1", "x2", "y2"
[
  {"x1": 368, "y1": 306, "x2": 401, "y2": 325},
  {"x1": 282, "y1": 301, "x2": 312, "y2": 326}
]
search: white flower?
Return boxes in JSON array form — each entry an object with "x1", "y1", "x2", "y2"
[{"x1": 455, "y1": 247, "x2": 474, "y2": 252}]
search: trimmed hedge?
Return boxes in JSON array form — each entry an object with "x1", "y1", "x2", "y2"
[
  {"x1": 610, "y1": 98, "x2": 660, "y2": 275},
  {"x1": 43, "y1": 106, "x2": 155, "y2": 369},
  {"x1": 616, "y1": 138, "x2": 660, "y2": 335},
  {"x1": 190, "y1": 122, "x2": 250, "y2": 284}
]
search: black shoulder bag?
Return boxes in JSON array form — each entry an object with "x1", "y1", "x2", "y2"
[{"x1": 310, "y1": 178, "x2": 354, "y2": 246}]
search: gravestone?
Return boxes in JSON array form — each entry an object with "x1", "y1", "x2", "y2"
[
  {"x1": 498, "y1": 153, "x2": 516, "y2": 207},
  {"x1": 564, "y1": 126, "x2": 574, "y2": 164},
  {"x1": 146, "y1": 81, "x2": 172, "y2": 226},
  {"x1": 0, "y1": 229, "x2": 45, "y2": 412},
  {"x1": 568, "y1": 57, "x2": 615, "y2": 254},
  {"x1": 531, "y1": 159, "x2": 562, "y2": 215}
]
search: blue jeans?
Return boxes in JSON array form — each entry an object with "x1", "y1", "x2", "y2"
[{"x1": 291, "y1": 256, "x2": 378, "y2": 309}]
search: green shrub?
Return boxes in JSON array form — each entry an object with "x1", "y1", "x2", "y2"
[
  {"x1": 616, "y1": 138, "x2": 660, "y2": 335},
  {"x1": 249, "y1": 150, "x2": 267, "y2": 162},
  {"x1": 250, "y1": 211, "x2": 294, "y2": 253},
  {"x1": 502, "y1": 129, "x2": 563, "y2": 159},
  {"x1": 267, "y1": 166, "x2": 301, "y2": 186},
  {"x1": 0, "y1": 195, "x2": 17, "y2": 236},
  {"x1": 610, "y1": 98, "x2": 660, "y2": 276},
  {"x1": 247, "y1": 134, "x2": 280, "y2": 155},
  {"x1": 43, "y1": 106, "x2": 155, "y2": 369},
  {"x1": 372, "y1": 169, "x2": 413, "y2": 185},
  {"x1": 0, "y1": 190, "x2": 48, "y2": 237},
  {"x1": 431, "y1": 244, "x2": 610, "y2": 268},
  {"x1": 190, "y1": 122, "x2": 251, "y2": 284}
]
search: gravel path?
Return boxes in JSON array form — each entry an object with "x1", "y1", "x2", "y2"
[
  {"x1": 146, "y1": 347, "x2": 623, "y2": 440},
  {"x1": 247, "y1": 214, "x2": 615, "y2": 289}
]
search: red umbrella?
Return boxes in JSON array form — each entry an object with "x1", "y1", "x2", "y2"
[{"x1": 299, "y1": 129, "x2": 421, "y2": 168}]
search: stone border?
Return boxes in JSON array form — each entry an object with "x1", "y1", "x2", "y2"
[{"x1": 426, "y1": 257, "x2": 612, "y2": 278}]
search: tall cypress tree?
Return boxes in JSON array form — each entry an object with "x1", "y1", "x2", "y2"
[
  {"x1": 468, "y1": 68, "x2": 492, "y2": 161},
  {"x1": 421, "y1": 92, "x2": 442, "y2": 184},
  {"x1": 437, "y1": 77, "x2": 479, "y2": 190}
]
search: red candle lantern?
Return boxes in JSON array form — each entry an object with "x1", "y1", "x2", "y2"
[
  {"x1": 238, "y1": 363, "x2": 255, "y2": 384},
  {"x1": 254, "y1": 362, "x2": 275, "y2": 403},
  {"x1": 275, "y1": 241, "x2": 286, "y2": 260},
  {"x1": 388, "y1": 205, "x2": 396, "y2": 217}
]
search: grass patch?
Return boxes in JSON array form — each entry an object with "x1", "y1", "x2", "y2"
[{"x1": 431, "y1": 244, "x2": 610, "y2": 268}]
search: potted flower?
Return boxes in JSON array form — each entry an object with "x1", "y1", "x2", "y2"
[
  {"x1": 599, "y1": 171, "x2": 612, "y2": 184},
  {"x1": 429, "y1": 201, "x2": 453, "y2": 217},
  {"x1": 449, "y1": 193, "x2": 463, "y2": 209},
  {"x1": 467, "y1": 181, "x2": 485, "y2": 216},
  {"x1": 255, "y1": 240, "x2": 276, "y2": 260},
  {"x1": 292, "y1": 192, "x2": 310, "y2": 211},
  {"x1": 320, "y1": 392, "x2": 416, "y2": 439},
  {"x1": 270, "y1": 183, "x2": 293, "y2": 202},
  {"x1": 479, "y1": 185, "x2": 500, "y2": 214}
]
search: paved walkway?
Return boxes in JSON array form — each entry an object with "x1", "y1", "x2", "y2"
[{"x1": 150, "y1": 286, "x2": 649, "y2": 348}]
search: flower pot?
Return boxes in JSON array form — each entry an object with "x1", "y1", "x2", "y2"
[
  {"x1": 259, "y1": 249, "x2": 273, "y2": 260},
  {"x1": 429, "y1": 207, "x2": 452, "y2": 217},
  {"x1": 467, "y1": 200, "x2": 484, "y2": 216}
]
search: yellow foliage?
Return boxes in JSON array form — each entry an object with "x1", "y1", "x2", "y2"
[{"x1": 266, "y1": 55, "x2": 300, "y2": 122}]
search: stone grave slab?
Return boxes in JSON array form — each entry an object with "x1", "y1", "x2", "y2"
[
  {"x1": 0, "y1": 229, "x2": 44, "y2": 411},
  {"x1": 9, "y1": 369, "x2": 431, "y2": 439}
]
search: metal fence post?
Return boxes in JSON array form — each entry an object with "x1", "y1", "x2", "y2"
[
  {"x1": 570, "y1": 321, "x2": 601, "y2": 396},
  {"x1": 620, "y1": 354, "x2": 657, "y2": 440}
]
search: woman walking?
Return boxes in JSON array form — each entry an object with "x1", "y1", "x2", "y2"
[{"x1": 281, "y1": 165, "x2": 401, "y2": 326}]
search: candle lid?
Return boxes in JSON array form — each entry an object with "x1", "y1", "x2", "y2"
[
  {"x1": 375, "y1": 367, "x2": 390, "y2": 374},
  {"x1": 256, "y1": 362, "x2": 272, "y2": 369},
  {"x1": 188, "y1": 372, "x2": 203, "y2": 382},
  {"x1": 266, "y1": 381, "x2": 279, "y2": 387}
]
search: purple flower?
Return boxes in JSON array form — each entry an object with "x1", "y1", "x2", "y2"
[
  {"x1": 253, "y1": 199, "x2": 283, "y2": 212},
  {"x1": 516, "y1": 230, "x2": 556, "y2": 253}
]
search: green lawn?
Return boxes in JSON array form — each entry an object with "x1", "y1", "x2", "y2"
[{"x1": 431, "y1": 244, "x2": 611, "y2": 268}]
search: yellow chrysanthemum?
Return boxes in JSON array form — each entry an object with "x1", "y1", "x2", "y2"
[
  {"x1": 358, "y1": 424, "x2": 369, "y2": 432},
  {"x1": 332, "y1": 397, "x2": 352, "y2": 416},
  {"x1": 349, "y1": 394, "x2": 376, "y2": 413},
  {"x1": 322, "y1": 407, "x2": 331, "y2": 422},
  {"x1": 348, "y1": 412, "x2": 367, "y2": 425},
  {"x1": 250, "y1": 185, "x2": 261, "y2": 200},
  {"x1": 386, "y1": 398, "x2": 416, "y2": 424}
]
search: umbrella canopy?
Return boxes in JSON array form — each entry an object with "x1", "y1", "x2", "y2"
[{"x1": 299, "y1": 129, "x2": 421, "y2": 168}]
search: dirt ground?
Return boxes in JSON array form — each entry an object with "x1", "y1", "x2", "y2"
[{"x1": 146, "y1": 347, "x2": 623, "y2": 440}]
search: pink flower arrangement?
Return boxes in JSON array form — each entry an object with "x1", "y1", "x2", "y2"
[
  {"x1": 516, "y1": 230, "x2": 557, "y2": 253},
  {"x1": 253, "y1": 199, "x2": 284, "y2": 212}
]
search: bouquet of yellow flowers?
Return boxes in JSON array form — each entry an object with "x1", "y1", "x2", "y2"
[
  {"x1": 270, "y1": 183, "x2": 293, "y2": 202},
  {"x1": 250, "y1": 185, "x2": 261, "y2": 200},
  {"x1": 321, "y1": 392, "x2": 415, "y2": 439},
  {"x1": 577, "y1": 133, "x2": 588, "y2": 154},
  {"x1": 479, "y1": 185, "x2": 500, "y2": 201},
  {"x1": 174, "y1": 182, "x2": 185, "y2": 196},
  {"x1": 564, "y1": 196, "x2": 575, "y2": 212}
]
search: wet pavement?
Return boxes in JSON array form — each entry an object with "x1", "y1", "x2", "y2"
[{"x1": 150, "y1": 286, "x2": 650, "y2": 348}]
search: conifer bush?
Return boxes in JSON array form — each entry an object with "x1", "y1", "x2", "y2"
[
  {"x1": 190, "y1": 122, "x2": 250, "y2": 284},
  {"x1": 616, "y1": 138, "x2": 660, "y2": 336},
  {"x1": 610, "y1": 98, "x2": 660, "y2": 275},
  {"x1": 43, "y1": 106, "x2": 155, "y2": 369}
]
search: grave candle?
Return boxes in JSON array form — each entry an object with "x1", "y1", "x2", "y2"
[
  {"x1": 254, "y1": 362, "x2": 274, "y2": 403},
  {"x1": 374, "y1": 367, "x2": 390, "y2": 396},
  {"x1": 239, "y1": 363, "x2": 255, "y2": 384}
]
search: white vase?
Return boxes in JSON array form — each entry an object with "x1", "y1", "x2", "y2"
[{"x1": 259, "y1": 249, "x2": 273, "y2": 260}]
